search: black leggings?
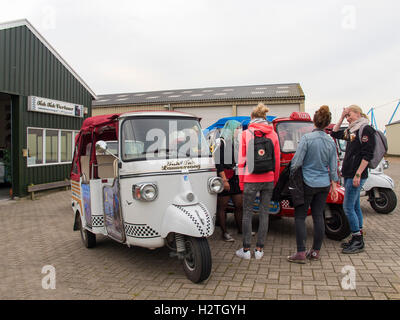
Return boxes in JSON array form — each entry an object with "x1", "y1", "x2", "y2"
[
  {"x1": 294, "y1": 184, "x2": 330, "y2": 252},
  {"x1": 217, "y1": 193, "x2": 243, "y2": 234}
]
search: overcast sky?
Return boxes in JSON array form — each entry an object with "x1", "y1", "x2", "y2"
[{"x1": 2, "y1": 0, "x2": 400, "y2": 128}]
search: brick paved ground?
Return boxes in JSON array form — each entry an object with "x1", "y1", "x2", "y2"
[{"x1": 1, "y1": 158, "x2": 400, "y2": 300}]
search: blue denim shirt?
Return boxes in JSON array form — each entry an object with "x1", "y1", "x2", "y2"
[{"x1": 291, "y1": 130, "x2": 339, "y2": 188}]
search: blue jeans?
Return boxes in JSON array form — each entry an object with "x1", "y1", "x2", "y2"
[{"x1": 343, "y1": 178, "x2": 367, "y2": 233}]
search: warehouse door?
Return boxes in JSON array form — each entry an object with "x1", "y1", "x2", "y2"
[
  {"x1": 0, "y1": 93, "x2": 12, "y2": 200},
  {"x1": 237, "y1": 104, "x2": 300, "y2": 118},
  {"x1": 174, "y1": 106, "x2": 233, "y2": 129}
]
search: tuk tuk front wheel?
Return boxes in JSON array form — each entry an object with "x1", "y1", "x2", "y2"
[
  {"x1": 182, "y1": 236, "x2": 212, "y2": 283},
  {"x1": 78, "y1": 217, "x2": 96, "y2": 248},
  {"x1": 324, "y1": 204, "x2": 350, "y2": 241}
]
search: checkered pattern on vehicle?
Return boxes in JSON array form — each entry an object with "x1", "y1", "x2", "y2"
[
  {"x1": 124, "y1": 223, "x2": 160, "y2": 239},
  {"x1": 92, "y1": 215, "x2": 104, "y2": 227},
  {"x1": 281, "y1": 200, "x2": 291, "y2": 208},
  {"x1": 198, "y1": 203, "x2": 212, "y2": 235},
  {"x1": 173, "y1": 203, "x2": 211, "y2": 237}
]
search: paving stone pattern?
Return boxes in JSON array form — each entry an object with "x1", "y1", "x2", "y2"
[{"x1": 1, "y1": 158, "x2": 400, "y2": 300}]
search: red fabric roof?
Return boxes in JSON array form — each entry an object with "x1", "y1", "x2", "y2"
[{"x1": 80, "y1": 113, "x2": 120, "y2": 132}]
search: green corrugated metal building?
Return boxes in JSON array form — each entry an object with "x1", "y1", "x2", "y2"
[{"x1": 0, "y1": 19, "x2": 96, "y2": 198}]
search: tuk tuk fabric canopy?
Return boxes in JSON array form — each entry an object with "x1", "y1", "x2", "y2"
[
  {"x1": 80, "y1": 113, "x2": 120, "y2": 133},
  {"x1": 204, "y1": 115, "x2": 276, "y2": 133}
]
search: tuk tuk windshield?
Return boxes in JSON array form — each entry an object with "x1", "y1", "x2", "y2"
[
  {"x1": 121, "y1": 117, "x2": 211, "y2": 161},
  {"x1": 276, "y1": 121, "x2": 315, "y2": 153}
]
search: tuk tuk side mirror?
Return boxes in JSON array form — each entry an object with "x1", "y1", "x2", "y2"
[
  {"x1": 95, "y1": 140, "x2": 120, "y2": 161},
  {"x1": 96, "y1": 140, "x2": 108, "y2": 153}
]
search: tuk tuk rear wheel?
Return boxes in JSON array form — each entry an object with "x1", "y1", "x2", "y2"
[
  {"x1": 182, "y1": 236, "x2": 212, "y2": 283},
  {"x1": 324, "y1": 204, "x2": 350, "y2": 241},
  {"x1": 78, "y1": 217, "x2": 96, "y2": 248}
]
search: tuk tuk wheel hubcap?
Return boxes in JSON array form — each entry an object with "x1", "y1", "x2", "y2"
[{"x1": 184, "y1": 240, "x2": 196, "y2": 270}]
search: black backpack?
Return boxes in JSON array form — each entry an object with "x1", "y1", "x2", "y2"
[{"x1": 247, "y1": 130, "x2": 275, "y2": 174}]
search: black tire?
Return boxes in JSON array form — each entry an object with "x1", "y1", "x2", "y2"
[
  {"x1": 324, "y1": 204, "x2": 351, "y2": 241},
  {"x1": 78, "y1": 216, "x2": 96, "y2": 248},
  {"x1": 370, "y1": 188, "x2": 397, "y2": 214},
  {"x1": 182, "y1": 236, "x2": 212, "y2": 283}
]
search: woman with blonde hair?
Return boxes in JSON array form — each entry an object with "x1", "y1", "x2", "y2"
[
  {"x1": 236, "y1": 103, "x2": 281, "y2": 260},
  {"x1": 331, "y1": 105, "x2": 375, "y2": 254}
]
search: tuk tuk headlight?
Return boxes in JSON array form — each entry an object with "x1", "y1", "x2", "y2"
[
  {"x1": 208, "y1": 177, "x2": 224, "y2": 194},
  {"x1": 383, "y1": 160, "x2": 389, "y2": 170},
  {"x1": 133, "y1": 183, "x2": 158, "y2": 201}
]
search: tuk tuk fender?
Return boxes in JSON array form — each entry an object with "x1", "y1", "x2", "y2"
[
  {"x1": 73, "y1": 210, "x2": 81, "y2": 231},
  {"x1": 160, "y1": 203, "x2": 214, "y2": 238},
  {"x1": 361, "y1": 173, "x2": 394, "y2": 193}
]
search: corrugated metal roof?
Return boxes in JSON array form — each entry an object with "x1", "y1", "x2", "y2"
[
  {"x1": 93, "y1": 83, "x2": 304, "y2": 107},
  {"x1": 386, "y1": 120, "x2": 400, "y2": 126},
  {"x1": 0, "y1": 19, "x2": 97, "y2": 99}
]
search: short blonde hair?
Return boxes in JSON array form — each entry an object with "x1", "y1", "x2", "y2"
[
  {"x1": 251, "y1": 103, "x2": 270, "y2": 119},
  {"x1": 347, "y1": 105, "x2": 369, "y2": 120}
]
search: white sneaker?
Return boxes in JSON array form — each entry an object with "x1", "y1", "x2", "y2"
[
  {"x1": 236, "y1": 248, "x2": 251, "y2": 260},
  {"x1": 254, "y1": 249, "x2": 264, "y2": 260}
]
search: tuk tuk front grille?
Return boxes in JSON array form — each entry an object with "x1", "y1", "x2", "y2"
[{"x1": 124, "y1": 223, "x2": 160, "y2": 239}]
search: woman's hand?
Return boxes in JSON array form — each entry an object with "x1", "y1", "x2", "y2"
[
  {"x1": 353, "y1": 175, "x2": 361, "y2": 187},
  {"x1": 333, "y1": 108, "x2": 349, "y2": 132},
  {"x1": 330, "y1": 182, "x2": 338, "y2": 202},
  {"x1": 223, "y1": 180, "x2": 230, "y2": 191},
  {"x1": 341, "y1": 107, "x2": 349, "y2": 120}
]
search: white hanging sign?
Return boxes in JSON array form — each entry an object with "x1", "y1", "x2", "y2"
[{"x1": 28, "y1": 96, "x2": 84, "y2": 118}]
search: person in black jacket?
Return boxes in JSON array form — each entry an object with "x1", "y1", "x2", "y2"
[
  {"x1": 331, "y1": 105, "x2": 375, "y2": 254},
  {"x1": 214, "y1": 120, "x2": 243, "y2": 242}
]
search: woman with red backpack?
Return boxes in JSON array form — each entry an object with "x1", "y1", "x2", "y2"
[{"x1": 236, "y1": 103, "x2": 281, "y2": 260}]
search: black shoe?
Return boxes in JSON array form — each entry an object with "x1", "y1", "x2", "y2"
[
  {"x1": 342, "y1": 235, "x2": 364, "y2": 254},
  {"x1": 341, "y1": 230, "x2": 365, "y2": 249},
  {"x1": 341, "y1": 237, "x2": 355, "y2": 249}
]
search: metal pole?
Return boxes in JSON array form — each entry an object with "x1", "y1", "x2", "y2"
[{"x1": 384, "y1": 100, "x2": 400, "y2": 134}]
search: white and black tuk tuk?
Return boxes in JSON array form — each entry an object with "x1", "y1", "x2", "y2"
[{"x1": 71, "y1": 111, "x2": 224, "y2": 283}]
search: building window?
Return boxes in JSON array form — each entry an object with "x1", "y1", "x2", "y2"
[
  {"x1": 27, "y1": 128, "x2": 44, "y2": 165},
  {"x1": 46, "y1": 129, "x2": 59, "y2": 164},
  {"x1": 27, "y1": 127, "x2": 77, "y2": 167},
  {"x1": 61, "y1": 131, "x2": 73, "y2": 162}
]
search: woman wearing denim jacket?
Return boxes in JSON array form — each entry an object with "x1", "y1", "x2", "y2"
[{"x1": 287, "y1": 106, "x2": 339, "y2": 264}]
